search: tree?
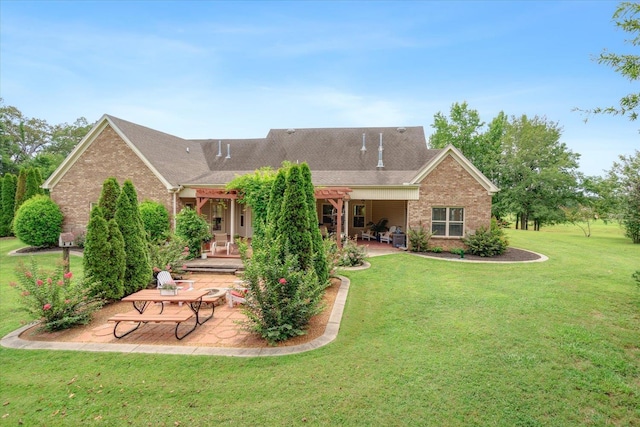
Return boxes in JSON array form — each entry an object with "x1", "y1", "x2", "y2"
[
  {"x1": 175, "y1": 207, "x2": 211, "y2": 258},
  {"x1": 300, "y1": 163, "x2": 329, "y2": 285},
  {"x1": 0, "y1": 173, "x2": 17, "y2": 236},
  {"x1": 83, "y1": 207, "x2": 115, "y2": 298},
  {"x1": 493, "y1": 115, "x2": 581, "y2": 230},
  {"x1": 13, "y1": 195, "x2": 63, "y2": 247},
  {"x1": 429, "y1": 102, "x2": 505, "y2": 184},
  {"x1": 139, "y1": 200, "x2": 170, "y2": 243},
  {"x1": 606, "y1": 150, "x2": 640, "y2": 243},
  {"x1": 115, "y1": 180, "x2": 151, "y2": 294},
  {"x1": 578, "y1": 2, "x2": 640, "y2": 123},
  {"x1": 25, "y1": 167, "x2": 43, "y2": 200},
  {"x1": 98, "y1": 177, "x2": 120, "y2": 221},
  {"x1": 240, "y1": 163, "x2": 326, "y2": 344},
  {"x1": 0, "y1": 99, "x2": 92, "y2": 177},
  {"x1": 14, "y1": 168, "x2": 27, "y2": 212}
]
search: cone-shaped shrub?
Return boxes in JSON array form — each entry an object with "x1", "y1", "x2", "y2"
[
  {"x1": 13, "y1": 195, "x2": 63, "y2": 247},
  {"x1": 0, "y1": 173, "x2": 17, "y2": 236},
  {"x1": 14, "y1": 168, "x2": 27, "y2": 212},
  {"x1": 115, "y1": 180, "x2": 151, "y2": 294},
  {"x1": 84, "y1": 207, "x2": 113, "y2": 297},
  {"x1": 106, "y1": 218, "x2": 126, "y2": 299},
  {"x1": 25, "y1": 167, "x2": 43, "y2": 200},
  {"x1": 300, "y1": 163, "x2": 329, "y2": 285},
  {"x1": 279, "y1": 164, "x2": 313, "y2": 271},
  {"x1": 98, "y1": 177, "x2": 120, "y2": 221}
]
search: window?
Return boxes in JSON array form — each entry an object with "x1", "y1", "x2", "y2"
[
  {"x1": 432, "y1": 207, "x2": 464, "y2": 237},
  {"x1": 321, "y1": 204, "x2": 333, "y2": 225},
  {"x1": 353, "y1": 204, "x2": 365, "y2": 228}
]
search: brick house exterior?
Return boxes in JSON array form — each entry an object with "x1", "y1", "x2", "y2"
[{"x1": 44, "y1": 115, "x2": 499, "y2": 250}]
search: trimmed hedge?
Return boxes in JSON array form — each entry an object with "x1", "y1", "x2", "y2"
[{"x1": 13, "y1": 195, "x2": 63, "y2": 247}]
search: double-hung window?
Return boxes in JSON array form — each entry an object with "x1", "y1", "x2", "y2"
[
  {"x1": 353, "y1": 204, "x2": 365, "y2": 228},
  {"x1": 432, "y1": 207, "x2": 464, "y2": 237}
]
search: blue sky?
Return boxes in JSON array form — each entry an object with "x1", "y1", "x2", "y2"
[{"x1": 1, "y1": 1, "x2": 637, "y2": 176}]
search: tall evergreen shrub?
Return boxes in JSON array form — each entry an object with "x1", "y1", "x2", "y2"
[
  {"x1": 115, "y1": 180, "x2": 151, "y2": 294},
  {"x1": 84, "y1": 207, "x2": 114, "y2": 298},
  {"x1": 98, "y1": 177, "x2": 120, "y2": 221},
  {"x1": 14, "y1": 168, "x2": 27, "y2": 212},
  {"x1": 25, "y1": 167, "x2": 43, "y2": 200},
  {"x1": 300, "y1": 163, "x2": 329, "y2": 285},
  {"x1": 0, "y1": 174, "x2": 16, "y2": 236}
]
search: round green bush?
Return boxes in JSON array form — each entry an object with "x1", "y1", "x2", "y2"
[
  {"x1": 13, "y1": 195, "x2": 63, "y2": 247},
  {"x1": 139, "y1": 200, "x2": 170, "y2": 242}
]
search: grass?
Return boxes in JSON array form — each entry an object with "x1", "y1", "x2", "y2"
[{"x1": 0, "y1": 223, "x2": 639, "y2": 426}]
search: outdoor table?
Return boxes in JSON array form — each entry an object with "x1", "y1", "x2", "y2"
[{"x1": 122, "y1": 288, "x2": 214, "y2": 325}]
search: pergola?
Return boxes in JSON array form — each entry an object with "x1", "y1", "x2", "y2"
[{"x1": 195, "y1": 186, "x2": 352, "y2": 247}]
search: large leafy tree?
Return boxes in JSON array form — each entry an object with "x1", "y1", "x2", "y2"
[
  {"x1": 429, "y1": 102, "x2": 504, "y2": 183},
  {"x1": 494, "y1": 115, "x2": 581, "y2": 230},
  {"x1": 606, "y1": 150, "x2": 640, "y2": 243},
  {"x1": 0, "y1": 99, "x2": 92, "y2": 178},
  {"x1": 578, "y1": 2, "x2": 640, "y2": 123}
]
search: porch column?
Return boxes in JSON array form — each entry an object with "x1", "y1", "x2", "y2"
[
  {"x1": 344, "y1": 199, "x2": 349, "y2": 240},
  {"x1": 230, "y1": 199, "x2": 236, "y2": 243}
]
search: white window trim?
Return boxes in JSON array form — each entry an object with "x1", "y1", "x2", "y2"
[{"x1": 432, "y1": 207, "x2": 465, "y2": 238}]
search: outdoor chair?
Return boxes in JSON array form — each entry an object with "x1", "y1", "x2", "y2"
[
  {"x1": 156, "y1": 270, "x2": 194, "y2": 290},
  {"x1": 361, "y1": 229, "x2": 376, "y2": 241},
  {"x1": 227, "y1": 282, "x2": 248, "y2": 307},
  {"x1": 211, "y1": 233, "x2": 231, "y2": 255},
  {"x1": 378, "y1": 226, "x2": 397, "y2": 244}
]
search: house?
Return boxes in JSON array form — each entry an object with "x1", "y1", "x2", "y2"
[{"x1": 43, "y1": 114, "x2": 499, "y2": 250}]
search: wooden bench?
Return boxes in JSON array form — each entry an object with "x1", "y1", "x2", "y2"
[{"x1": 108, "y1": 311, "x2": 196, "y2": 340}]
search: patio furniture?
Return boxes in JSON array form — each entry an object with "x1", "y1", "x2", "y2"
[
  {"x1": 211, "y1": 233, "x2": 231, "y2": 255},
  {"x1": 227, "y1": 280, "x2": 248, "y2": 307},
  {"x1": 156, "y1": 270, "x2": 194, "y2": 291},
  {"x1": 361, "y1": 229, "x2": 376, "y2": 241},
  {"x1": 379, "y1": 226, "x2": 397, "y2": 244}
]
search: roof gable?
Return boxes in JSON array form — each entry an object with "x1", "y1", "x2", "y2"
[{"x1": 409, "y1": 144, "x2": 500, "y2": 195}]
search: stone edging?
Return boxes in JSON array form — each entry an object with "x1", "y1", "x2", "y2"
[
  {"x1": 0, "y1": 276, "x2": 351, "y2": 357},
  {"x1": 411, "y1": 247, "x2": 548, "y2": 264}
]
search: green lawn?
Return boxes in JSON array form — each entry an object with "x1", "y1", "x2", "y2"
[{"x1": 0, "y1": 224, "x2": 638, "y2": 426}]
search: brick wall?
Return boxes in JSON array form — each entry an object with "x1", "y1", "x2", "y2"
[
  {"x1": 50, "y1": 125, "x2": 175, "y2": 236},
  {"x1": 407, "y1": 155, "x2": 493, "y2": 251}
]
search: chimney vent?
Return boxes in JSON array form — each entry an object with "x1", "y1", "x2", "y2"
[
  {"x1": 216, "y1": 140, "x2": 222, "y2": 157},
  {"x1": 361, "y1": 133, "x2": 366, "y2": 152},
  {"x1": 225, "y1": 144, "x2": 231, "y2": 159},
  {"x1": 377, "y1": 133, "x2": 384, "y2": 168}
]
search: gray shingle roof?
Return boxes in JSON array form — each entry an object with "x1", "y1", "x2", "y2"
[{"x1": 107, "y1": 115, "x2": 441, "y2": 187}]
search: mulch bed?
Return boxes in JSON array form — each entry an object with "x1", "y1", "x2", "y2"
[{"x1": 416, "y1": 247, "x2": 543, "y2": 262}]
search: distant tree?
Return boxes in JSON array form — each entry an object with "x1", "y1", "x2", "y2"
[
  {"x1": 493, "y1": 115, "x2": 580, "y2": 230},
  {"x1": 14, "y1": 168, "x2": 27, "y2": 212},
  {"x1": 98, "y1": 177, "x2": 120, "y2": 222},
  {"x1": 139, "y1": 200, "x2": 170, "y2": 243},
  {"x1": 606, "y1": 150, "x2": 640, "y2": 243},
  {"x1": 577, "y1": 2, "x2": 640, "y2": 124},
  {"x1": 0, "y1": 99, "x2": 92, "y2": 176},
  {"x1": 0, "y1": 173, "x2": 17, "y2": 236},
  {"x1": 13, "y1": 195, "x2": 63, "y2": 247},
  {"x1": 115, "y1": 180, "x2": 151, "y2": 294}
]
